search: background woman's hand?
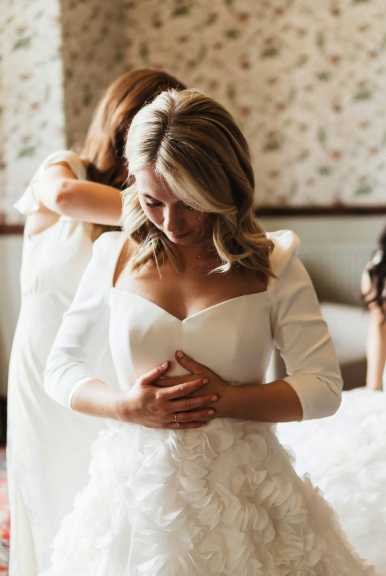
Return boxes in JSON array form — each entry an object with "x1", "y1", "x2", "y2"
[{"x1": 115, "y1": 361, "x2": 218, "y2": 429}]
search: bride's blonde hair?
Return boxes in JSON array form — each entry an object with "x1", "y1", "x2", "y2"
[{"x1": 123, "y1": 89, "x2": 274, "y2": 277}]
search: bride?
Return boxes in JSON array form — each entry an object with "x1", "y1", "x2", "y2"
[
  {"x1": 41, "y1": 89, "x2": 376, "y2": 575},
  {"x1": 7, "y1": 68, "x2": 205, "y2": 576}
]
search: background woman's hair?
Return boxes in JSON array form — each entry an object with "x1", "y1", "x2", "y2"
[
  {"x1": 123, "y1": 89, "x2": 274, "y2": 278},
  {"x1": 363, "y1": 226, "x2": 386, "y2": 317},
  {"x1": 80, "y1": 69, "x2": 186, "y2": 188}
]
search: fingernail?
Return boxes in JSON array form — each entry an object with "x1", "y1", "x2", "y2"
[
  {"x1": 161, "y1": 362, "x2": 168, "y2": 368},
  {"x1": 176, "y1": 350, "x2": 184, "y2": 358},
  {"x1": 211, "y1": 396, "x2": 218, "y2": 401},
  {"x1": 208, "y1": 409, "x2": 214, "y2": 415},
  {"x1": 203, "y1": 379, "x2": 209, "y2": 384}
]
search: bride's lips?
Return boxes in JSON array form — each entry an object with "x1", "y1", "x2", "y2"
[{"x1": 167, "y1": 231, "x2": 191, "y2": 240}]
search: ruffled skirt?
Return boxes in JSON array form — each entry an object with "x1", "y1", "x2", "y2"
[
  {"x1": 277, "y1": 389, "x2": 386, "y2": 575},
  {"x1": 41, "y1": 418, "x2": 376, "y2": 576}
]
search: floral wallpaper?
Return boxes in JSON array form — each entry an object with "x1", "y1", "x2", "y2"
[
  {"x1": 122, "y1": 0, "x2": 386, "y2": 207},
  {"x1": 2, "y1": 0, "x2": 386, "y2": 221},
  {"x1": 0, "y1": 0, "x2": 65, "y2": 223},
  {"x1": 61, "y1": 0, "x2": 130, "y2": 151}
]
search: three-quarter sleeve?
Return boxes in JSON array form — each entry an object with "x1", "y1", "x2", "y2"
[
  {"x1": 44, "y1": 232, "x2": 124, "y2": 408},
  {"x1": 267, "y1": 231, "x2": 343, "y2": 421}
]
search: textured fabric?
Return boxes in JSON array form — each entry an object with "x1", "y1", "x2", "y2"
[
  {"x1": 277, "y1": 389, "x2": 386, "y2": 576},
  {"x1": 40, "y1": 231, "x2": 376, "y2": 574},
  {"x1": 7, "y1": 151, "x2": 115, "y2": 576}
]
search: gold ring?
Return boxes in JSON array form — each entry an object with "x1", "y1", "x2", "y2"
[{"x1": 174, "y1": 412, "x2": 180, "y2": 427}]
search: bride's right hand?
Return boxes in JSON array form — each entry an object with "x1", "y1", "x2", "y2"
[{"x1": 115, "y1": 361, "x2": 217, "y2": 429}]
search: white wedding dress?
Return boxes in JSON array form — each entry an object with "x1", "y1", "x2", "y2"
[
  {"x1": 7, "y1": 151, "x2": 115, "y2": 575},
  {"x1": 277, "y1": 389, "x2": 386, "y2": 575},
  {"x1": 40, "y1": 231, "x2": 376, "y2": 575}
]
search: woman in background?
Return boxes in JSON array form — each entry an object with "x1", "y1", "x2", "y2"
[
  {"x1": 40, "y1": 89, "x2": 375, "y2": 575},
  {"x1": 7, "y1": 69, "x2": 213, "y2": 576},
  {"x1": 277, "y1": 230, "x2": 386, "y2": 574},
  {"x1": 362, "y1": 226, "x2": 386, "y2": 391}
]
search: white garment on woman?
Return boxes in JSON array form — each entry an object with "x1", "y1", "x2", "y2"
[
  {"x1": 7, "y1": 151, "x2": 115, "y2": 576},
  {"x1": 277, "y1": 389, "x2": 386, "y2": 575},
  {"x1": 41, "y1": 231, "x2": 376, "y2": 575}
]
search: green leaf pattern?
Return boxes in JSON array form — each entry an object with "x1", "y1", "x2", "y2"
[
  {"x1": 2, "y1": 0, "x2": 386, "y2": 221},
  {"x1": 0, "y1": 0, "x2": 65, "y2": 221},
  {"x1": 122, "y1": 0, "x2": 386, "y2": 208}
]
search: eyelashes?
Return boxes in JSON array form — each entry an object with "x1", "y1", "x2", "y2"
[
  {"x1": 145, "y1": 202, "x2": 196, "y2": 211},
  {"x1": 145, "y1": 201, "x2": 162, "y2": 208}
]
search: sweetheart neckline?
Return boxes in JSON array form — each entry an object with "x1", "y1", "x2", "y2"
[{"x1": 110, "y1": 287, "x2": 268, "y2": 323}]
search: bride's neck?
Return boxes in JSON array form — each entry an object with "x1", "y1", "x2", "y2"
[{"x1": 175, "y1": 241, "x2": 219, "y2": 269}]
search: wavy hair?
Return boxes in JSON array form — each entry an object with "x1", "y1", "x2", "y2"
[
  {"x1": 80, "y1": 69, "x2": 186, "y2": 188},
  {"x1": 362, "y1": 226, "x2": 386, "y2": 320},
  {"x1": 122, "y1": 89, "x2": 274, "y2": 277}
]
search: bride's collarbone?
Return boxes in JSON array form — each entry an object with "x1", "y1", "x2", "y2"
[{"x1": 115, "y1": 259, "x2": 267, "y2": 320}]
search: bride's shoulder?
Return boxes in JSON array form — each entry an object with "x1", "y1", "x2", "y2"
[
  {"x1": 266, "y1": 229, "x2": 300, "y2": 278},
  {"x1": 92, "y1": 231, "x2": 135, "y2": 286},
  {"x1": 92, "y1": 231, "x2": 127, "y2": 262}
]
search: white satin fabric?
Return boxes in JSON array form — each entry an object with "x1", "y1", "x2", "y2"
[
  {"x1": 7, "y1": 151, "x2": 114, "y2": 576},
  {"x1": 46, "y1": 230, "x2": 342, "y2": 421},
  {"x1": 277, "y1": 389, "x2": 386, "y2": 575},
  {"x1": 39, "y1": 231, "x2": 377, "y2": 574}
]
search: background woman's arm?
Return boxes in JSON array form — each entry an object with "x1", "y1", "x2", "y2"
[
  {"x1": 37, "y1": 162, "x2": 123, "y2": 225},
  {"x1": 365, "y1": 309, "x2": 386, "y2": 390},
  {"x1": 362, "y1": 268, "x2": 386, "y2": 390}
]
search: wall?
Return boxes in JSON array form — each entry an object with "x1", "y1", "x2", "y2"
[
  {"x1": 260, "y1": 215, "x2": 385, "y2": 305},
  {"x1": 0, "y1": 0, "x2": 66, "y2": 222},
  {"x1": 60, "y1": 0, "x2": 131, "y2": 150},
  {"x1": 260, "y1": 215, "x2": 386, "y2": 244},
  {"x1": 122, "y1": 0, "x2": 386, "y2": 207},
  {"x1": 0, "y1": 0, "x2": 130, "y2": 222},
  {"x1": 3, "y1": 0, "x2": 386, "y2": 218}
]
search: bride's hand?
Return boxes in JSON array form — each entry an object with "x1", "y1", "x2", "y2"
[
  {"x1": 156, "y1": 350, "x2": 232, "y2": 422},
  {"x1": 116, "y1": 361, "x2": 218, "y2": 429}
]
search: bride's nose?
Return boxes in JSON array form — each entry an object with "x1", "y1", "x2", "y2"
[{"x1": 163, "y1": 206, "x2": 184, "y2": 232}]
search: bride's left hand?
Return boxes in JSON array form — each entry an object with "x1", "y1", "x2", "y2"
[{"x1": 156, "y1": 350, "x2": 233, "y2": 421}]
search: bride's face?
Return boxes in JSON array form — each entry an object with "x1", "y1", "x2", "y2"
[{"x1": 135, "y1": 165, "x2": 215, "y2": 246}]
